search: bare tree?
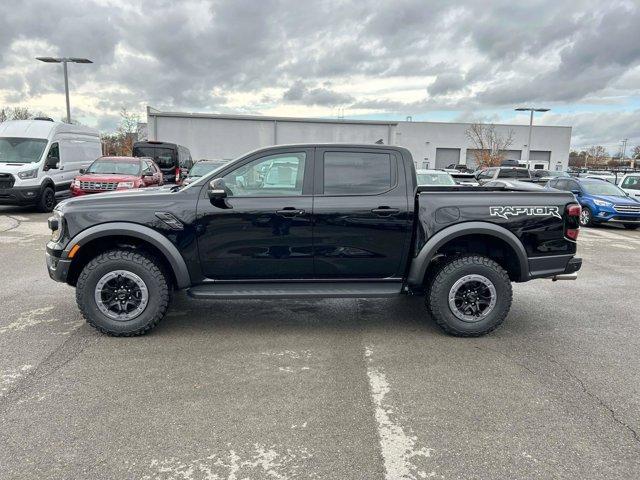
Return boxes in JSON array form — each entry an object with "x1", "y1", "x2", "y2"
[
  {"x1": 632, "y1": 145, "x2": 640, "y2": 159},
  {"x1": 465, "y1": 123, "x2": 515, "y2": 168},
  {"x1": 586, "y1": 145, "x2": 608, "y2": 167},
  {"x1": 101, "y1": 108, "x2": 142, "y2": 156},
  {"x1": 0, "y1": 106, "x2": 50, "y2": 122}
]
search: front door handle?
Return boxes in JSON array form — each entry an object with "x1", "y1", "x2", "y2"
[
  {"x1": 371, "y1": 206, "x2": 400, "y2": 216},
  {"x1": 276, "y1": 208, "x2": 305, "y2": 218}
]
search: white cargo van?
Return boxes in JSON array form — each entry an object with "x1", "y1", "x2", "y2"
[{"x1": 0, "y1": 119, "x2": 102, "y2": 212}]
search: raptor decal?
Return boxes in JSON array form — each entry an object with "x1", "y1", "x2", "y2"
[{"x1": 489, "y1": 205, "x2": 562, "y2": 220}]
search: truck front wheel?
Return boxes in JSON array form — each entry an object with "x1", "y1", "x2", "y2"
[
  {"x1": 76, "y1": 249, "x2": 170, "y2": 336},
  {"x1": 427, "y1": 255, "x2": 512, "y2": 337}
]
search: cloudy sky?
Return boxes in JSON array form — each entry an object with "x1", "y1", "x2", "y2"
[{"x1": 1, "y1": 0, "x2": 639, "y2": 152}]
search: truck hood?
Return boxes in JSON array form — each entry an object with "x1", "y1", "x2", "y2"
[
  {"x1": 75, "y1": 173, "x2": 141, "y2": 183},
  {"x1": 591, "y1": 194, "x2": 639, "y2": 205},
  {"x1": 57, "y1": 185, "x2": 175, "y2": 211}
]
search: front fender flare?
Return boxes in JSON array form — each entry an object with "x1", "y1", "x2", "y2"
[
  {"x1": 407, "y1": 221, "x2": 529, "y2": 285},
  {"x1": 64, "y1": 222, "x2": 191, "y2": 289}
]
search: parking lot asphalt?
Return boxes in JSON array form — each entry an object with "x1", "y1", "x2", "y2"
[{"x1": 0, "y1": 206, "x2": 639, "y2": 480}]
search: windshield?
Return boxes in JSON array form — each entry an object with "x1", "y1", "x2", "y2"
[
  {"x1": 189, "y1": 161, "x2": 226, "y2": 177},
  {"x1": 0, "y1": 137, "x2": 48, "y2": 163},
  {"x1": 133, "y1": 146, "x2": 176, "y2": 168},
  {"x1": 416, "y1": 172, "x2": 456, "y2": 186},
  {"x1": 582, "y1": 182, "x2": 627, "y2": 196},
  {"x1": 87, "y1": 159, "x2": 141, "y2": 175}
]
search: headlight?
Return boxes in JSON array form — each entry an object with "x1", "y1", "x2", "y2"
[
  {"x1": 593, "y1": 199, "x2": 612, "y2": 207},
  {"x1": 49, "y1": 211, "x2": 63, "y2": 242},
  {"x1": 72, "y1": 179, "x2": 80, "y2": 188},
  {"x1": 17, "y1": 168, "x2": 39, "y2": 179},
  {"x1": 117, "y1": 181, "x2": 134, "y2": 189}
]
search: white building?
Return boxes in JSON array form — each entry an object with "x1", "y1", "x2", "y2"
[{"x1": 145, "y1": 107, "x2": 572, "y2": 171}]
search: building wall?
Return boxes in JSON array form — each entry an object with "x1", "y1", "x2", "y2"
[{"x1": 147, "y1": 109, "x2": 572, "y2": 170}]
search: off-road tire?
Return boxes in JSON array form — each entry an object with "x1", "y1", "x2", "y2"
[
  {"x1": 37, "y1": 186, "x2": 56, "y2": 213},
  {"x1": 623, "y1": 224, "x2": 639, "y2": 230},
  {"x1": 427, "y1": 255, "x2": 512, "y2": 337},
  {"x1": 76, "y1": 249, "x2": 170, "y2": 336}
]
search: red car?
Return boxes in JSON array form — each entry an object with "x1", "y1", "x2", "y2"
[{"x1": 71, "y1": 156, "x2": 163, "y2": 196}]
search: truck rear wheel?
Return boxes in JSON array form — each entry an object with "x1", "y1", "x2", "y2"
[
  {"x1": 427, "y1": 255, "x2": 512, "y2": 337},
  {"x1": 76, "y1": 249, "x2": 170, "y2": 336}
]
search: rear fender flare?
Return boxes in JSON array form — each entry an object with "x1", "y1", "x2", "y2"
[{"x1": 407, "y1": 221, "x2": 529, "y2": 285}]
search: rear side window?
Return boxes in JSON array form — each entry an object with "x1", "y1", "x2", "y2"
[{"x1": 323, "y1": 151, "x2": 394, "y2": 195}]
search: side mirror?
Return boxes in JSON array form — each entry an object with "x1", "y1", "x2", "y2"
[
  {"x1": 207, "y1": 178, "x2": 227, "y2": 199},
  {"x1": 79, "y1": 168, "x2": 86, "y2": 174},
  {"x1": 44, "y1": 155, "x2": 59, "y2": 171},
  {"x1": 571, "y1": 189, "x2": 581, "y2": 196}
]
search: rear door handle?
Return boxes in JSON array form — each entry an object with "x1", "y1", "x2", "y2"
[
  {"x1": 371, "y1": 206, "x2": 400, "y2": 216},
  {"x1": 276, "y1": 208, "x2": 305, "y2": 217}
]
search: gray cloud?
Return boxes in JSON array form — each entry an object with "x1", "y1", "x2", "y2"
[{"x1": 0, "y1": 0, "x2": 638, "y2": 145}]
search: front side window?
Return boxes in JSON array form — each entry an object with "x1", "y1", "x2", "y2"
[
  {"x1": 0, "y1": 137, "x2": 48, "y2": 163},
  {"x1": 323, "y1": 151, "x2": 393, "y2": 195},
  {"x1": 622, "y1": 176, "x2": 640, "y2": 190},
  {"x1": 223, "y1": 152, "x2": 306, "y2": 197}
]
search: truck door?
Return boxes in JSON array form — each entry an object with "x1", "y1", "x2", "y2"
[
  {"x1": 196, "y1": 147, "x2": 314, "y2": 279},
  {"x1": 312, "y1": 148, "x2": 412, "y2": 279}
]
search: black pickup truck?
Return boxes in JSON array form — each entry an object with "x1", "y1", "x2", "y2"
[{"x1": 46, "y1": 144, "x2": 582, "y2": 337}]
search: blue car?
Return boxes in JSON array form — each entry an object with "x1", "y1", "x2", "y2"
[{"x1": 547, "y1": 177, "x2": 640, "y2": 230}]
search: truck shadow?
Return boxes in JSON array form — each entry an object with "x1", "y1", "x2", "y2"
[{"x1": 156, "y1": 293, "x2": 446, "y2": 337}]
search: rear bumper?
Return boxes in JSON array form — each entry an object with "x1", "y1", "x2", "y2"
[
  {"x1": 528, "y1": 255, "x2": 582, "y2": 280},
  {"x1": 0, "y1": 185, "x2": 41, "y2": 205}
]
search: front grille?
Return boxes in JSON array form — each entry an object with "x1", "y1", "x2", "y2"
[
  {"x1": 613, "y1": 204, "x2": 640, "y2": 214},
  {"x1": 0, "y1": 173, "x2": 15, "y2": 189},
  {"x1": 79, "y1": 181, "x2": 118, "y2": 191}
]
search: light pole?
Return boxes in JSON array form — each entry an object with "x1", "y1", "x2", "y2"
[
  {"x1": 36, "y1": 57, "x2": 93, "y2": 123},
  {"x1": 515, "y1": 107, "x2": 549, "y2": 169}
]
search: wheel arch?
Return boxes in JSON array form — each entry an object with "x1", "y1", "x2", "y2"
[
  {"x1": 407, "y1": 222, "x2": 529, "y2": 285},
  {"x1": 63, "y1": 222, "x2": 191, "y2": 289}
]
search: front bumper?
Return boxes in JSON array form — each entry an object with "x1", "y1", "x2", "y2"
[
  {"x1": 46, "y1": 244, "x2": 72, "y2": 283},
  {"x1": 592, "y1": 207, "x2": 640, "y2": 224},
  {"x1": 0, "y1": 185, "x2": 42, "y2": 205}
]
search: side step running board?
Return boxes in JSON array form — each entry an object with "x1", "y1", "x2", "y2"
[{"x1": 187, "y1": 282, "x2": 403, "y2": 300}]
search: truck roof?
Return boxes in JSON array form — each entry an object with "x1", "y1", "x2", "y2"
[{"x1": 0, "y1": 119, "x2": 99, "y2": 139}]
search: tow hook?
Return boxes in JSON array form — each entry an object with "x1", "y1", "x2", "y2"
[{"x1": 551, "y1": 273, "x2": 578, "y2": 281}]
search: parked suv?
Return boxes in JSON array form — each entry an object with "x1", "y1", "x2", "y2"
[
  {"x1": 548, "y1": 177, "x2": 640, "y2": 229},
  {"x1": 46, "y1": 144, "x2": 581, "y2": 338},
  {"x1": 132, "y1": 141, "x2": 192, "y2": 184},
  {"x1": 619, "y1": 173, "x2": 640, "y2": 199},
  {"x1": 70, "y1": 156, "x2": 163, "y2": 196}
]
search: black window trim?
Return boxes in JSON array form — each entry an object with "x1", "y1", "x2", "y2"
[{"x1": 314, "y1": 147, "x2": 400, "y2": 196}]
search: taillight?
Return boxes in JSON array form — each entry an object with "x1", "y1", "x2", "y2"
[
  {"x1": 175, "y1": 167, "x2": 180, "y2": 183},
  {"x1": 566, "y1": 203, "x2": 581, "y2": 241},
  {"x1": 567, "y1": 204, "x2": 581, "y2": 217}
]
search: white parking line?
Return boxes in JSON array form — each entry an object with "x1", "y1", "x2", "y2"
[{"x1": 365, "y1": 346, "x2": 434, "y2": 479}]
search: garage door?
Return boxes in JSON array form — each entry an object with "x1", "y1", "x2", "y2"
[
  {"x1": 503, "y1": 150, "x2": 522, "y2": 160},
  {"x1": 466, "y1": 149, "x2": 487, "y2": 170},
  {"x1": 435, "y1": 148, "x2": 461, "y2": 169}
]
